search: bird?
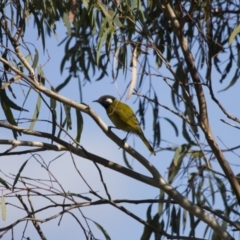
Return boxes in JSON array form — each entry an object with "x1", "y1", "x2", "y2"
[{"x1": 93, "y1": 95, "x2": 156, "y2": 156}]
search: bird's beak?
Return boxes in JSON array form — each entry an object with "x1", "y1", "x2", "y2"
[{"x1": 93, "y1": 99, "x2": 99, "y2": 103}]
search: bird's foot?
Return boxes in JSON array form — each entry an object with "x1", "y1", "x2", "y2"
[{"x1": 108, "y1": 126, "x2": 117, "y2": 132}]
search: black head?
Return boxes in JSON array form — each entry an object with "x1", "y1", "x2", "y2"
[{"x1": 93, "y1": 95, "x2": 116, "y2": 109}]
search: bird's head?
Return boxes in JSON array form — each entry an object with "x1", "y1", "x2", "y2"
[{"x1": 93, "y1": 95, "x2": 116, "y2": 109}]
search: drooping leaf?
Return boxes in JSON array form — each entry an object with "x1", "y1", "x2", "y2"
[
  {"x1": 158, "y1": 190, "x2": 165, "y2": 217},
  {"x1": 1, "y1": 195, "x2": 6, "y2": 221},
  {"x1": 168, "y1": 144, "x2": 191, "y2": 184},
  {"x1": 122, "y1": 149, "x2": 133, "y2": 170},
  {"x1": 1, "y1": 89, "x2": 28, "y2": 112},
  {"x1": 171, "y1": 206, "x2": 180, "y2": 235},
  {"x1": 219, "y1": 51, "x2": 233, "y2": 83},
  {"x1": 215, "y1": 177, "x2": 227, "y2": 208},
  {"x1": 63, "y1": 12, "x2": 71, "y2": 35},
  {"x1": 32, "y1": 48, "x2": 39, "y2": 69},
  {"x1": 229, "y1": 24, "x2": 240, "y2": 45},
  {"x1": 218, "y1": 69, "x2": 240, "y2": 92},
  {"x1": 63, "y1": 103, "x2": 72, "y2": 130},
  {"x1": 163, "y1": 117, "x2": 178, "y2": 136},
  {"x1": 208, "y1": 174, "x2": 215, "y2": 205},
  {"x1": 141, "y1": 204, "x2": 154, "y2": 239},
  {"x1": 2, "y1": 49, "x2": 10, "y2": 71},
  {"x1": 182, "y1": 120, "x2": 195, "y2": 144},
  {"x1": 55, "y1": 75, "x2": 72, "y2": 93},
  {"x1": 96, "y1": 22, "x2": 114, "y2": 66},
  {"x1": 171, "y1": 80, "x2": 180, "y2": 110},
  {"x1": 93, "y1": 220, "x2": 111, "y2": 240},
  {"x1": 29, "y1": 94, "x2": 42, "y2": 130},
  {"x1": 153, "y1": 120, "x2": 161, "y2": 148},
  {"x1": 12, "y1": 160, "x2": 29, "y2": 192},
  {"x1": 152, "y1": 93, "x2": 160, "y2": 147},
  {"x1": 75, "y1": 109, "x2": 83, "y2": 144},
  {"x1": 0, "y1": 93, "x2": 19, "y2": 139},
  {"x1": 0, "y1": 177, "x2": 10, "y2": 190},
  {"x1": 182, "y1": 208, "x2": 187, "y2": 233}
]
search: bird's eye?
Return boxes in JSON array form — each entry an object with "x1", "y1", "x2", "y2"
[{"x1": 105, "y1": 98, "x2": 113, "y2": 104}]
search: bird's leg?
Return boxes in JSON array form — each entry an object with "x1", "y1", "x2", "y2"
[
  {"x1": 122, "y1": 132, "x2": 130, "y2": 143},
  {"x1": 118, "y1": 132, "x2": 130, "y2": 149}
]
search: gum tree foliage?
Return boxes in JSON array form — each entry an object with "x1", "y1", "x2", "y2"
[{"x1": 1, "y1": 0, "x2": 240, "y2": 239}]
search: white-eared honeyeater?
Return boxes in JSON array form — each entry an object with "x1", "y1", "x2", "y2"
[{"x1": 93, "y1": 95, "x2": 156, "y2": 156}]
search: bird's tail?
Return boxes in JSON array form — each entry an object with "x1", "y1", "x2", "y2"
[{"x1": 138, "y1": 130, "x2": 156, "y2": 156}]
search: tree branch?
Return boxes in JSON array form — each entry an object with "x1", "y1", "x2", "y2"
[{"x1": 160, "y1": 0, "x2": 240, "y2": 209}]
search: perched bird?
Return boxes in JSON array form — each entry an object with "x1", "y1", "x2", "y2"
[{"x1": 93, "y1": 95, "x2": 156, "y2": 156}]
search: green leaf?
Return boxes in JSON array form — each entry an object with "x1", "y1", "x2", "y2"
[
  {"x1": 8, "y1": 100, "x2": 28, "y2": 112},
  {"x1": 168, "y1": 144, "x2": 191, "y2": 183},
  {"x1": 136, "y1": 0, "x2": 146, "y2": 24},
  {"x1": 1, "y1": 195, "x2": 6, "y2": 221},
  {"x1": 208, "y1": 174, "x2": 215, "y2": 205},
  {"x1": 55, "y1": 75, "x2": 72, "y2": 92},
  {"x1": 82, "y1": 0, "x2": 89, "y2": 9},
  {"x1": 189, "y1": 211, "x2": 195, "y2": 237},
  {"x1": 163, "y1": 117, "x2": 178, "y2": 136},
  {"x1": 219, "y1": 53, "x2": 233, "y2": 83},
  {"x1": 185, "y1": 106, "x2": 198, "y2": 138},
  {"x1": 153, "y1": 120, "x2": 161, "y2": 148},
  {"x1": 0, "y1": 177, "x2": 10, "y2": 190},
  {"x1": 32, "y1": 48, "x2": 39, "y2": 69},
  {"x1": 182, "y1": 120, "x2": 195, "y2": 144},
  {"x1": 97, "y1": 24, "x2": 113, "y2": 66},
  {"x1": 58, "y1": 105, "x2": 66, "y2": 138},
  {"x1": 152, "y1": 93, "x2": 160, "y2": 147},
  {"x1": 171, "y1": 80, "x2": 180, "y2": 109},
  {"x1": 171, "y1": 206, "x2": 180, "y2": 234},
  {"x1": 131, "y1": 0, "x2": 138, "y2": 11},
  {"x1": 105, "y1": 9, "x2": 122, "y2": 27},
  {"x1": 158, "y1": 190, "x2": 165, "y2": 217},
  {"x1": 97, "y1": 3, "x2": 122, "y2": 27},
  {"x1": 93, "y1": 221, "x2": 111, "y2": 240},
  {"x1": 63, "y1": 12, "x2": 71, "y2": 35},
  {"x1": 122, "y1": 149, "x2": 133, "y2": 170},
  {"x1": 2, "y1": 49, "x2": 10, "y2": 71},
  {"x1": 12, "y1": 160, "x2": 29, "y2": 192},
  {"x1": 146, "y1": 203, "x2": 153, "y2": 221},
  {"x1": 75, "y1": 109, "x2": 83, "y2": 144},
  {"x1": 1, "y1": 90, "x2": 28, "y2": 112},
  {"x1": 29, "y1": 94, "x2": 42, "y2": 130},
  {"x1": 229, "y1": 24, "x2": 240, "y2": 45},
  {"x1": 218, "y1": 69, "x2": 239, "y2": 92},
  {"x1": 182, "y1": 208, "x2": 187, "y2": 232},
  {"x1": 40, "y1": 15, "x2": 46, "y2": 51},
  {"x1": 63, "y1": 103, "x2": 72, "y2": 130},
  {"x1": 0, "y1": 92, "x2": 20, "y2": 139},
  {"x1": 215, "y1": 177, "x2": 227, "y2": 208},
  {"x1": 152, "y1": 213, "x2": 161, "y2": 239}
]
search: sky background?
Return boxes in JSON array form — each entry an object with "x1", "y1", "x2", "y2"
[{"x1": 1, "y1": 12, "x2": 240, "y2": 240}]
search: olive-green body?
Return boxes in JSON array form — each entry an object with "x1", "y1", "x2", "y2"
[
  {"x1": 94, "y1": 95, "x2": 156, "y2": 156},
  {"x1": 107, "y1": 100, "x2": 143, "y2": 133}
]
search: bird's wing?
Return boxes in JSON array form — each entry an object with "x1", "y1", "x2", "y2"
[{"x1": 108, "y1": 101, "x2": 141, "y2": 133}]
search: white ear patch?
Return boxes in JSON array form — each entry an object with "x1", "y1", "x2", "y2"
[{"x1": 105, "y1": 98, "x2": 113, "y2": 104}]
